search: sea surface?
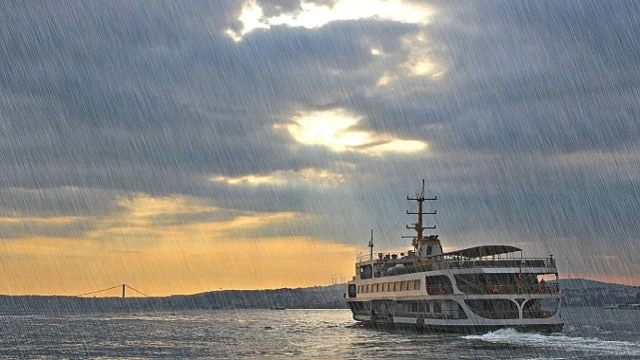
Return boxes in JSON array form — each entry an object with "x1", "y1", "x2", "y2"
[{"x1": 1, "y1": 307, "x2": 640, "y2": 359}]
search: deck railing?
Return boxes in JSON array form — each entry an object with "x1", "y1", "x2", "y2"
[
  {"x1": 357, "y1": 256, "x2": 556, "y2": 270},
  {"x1": 427, "y1": 257, "x2": 556, "y2": 269},
  {"x1": 361, "y1": 258, "x2": 557, "y2": 279}
]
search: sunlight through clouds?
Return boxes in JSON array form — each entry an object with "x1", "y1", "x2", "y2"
[
  {"x1": 277, "y1": 108, "x2": 428, "y2": 155},
  {"x1": 401, "y1": 31, "x2": 445, "y2": 78},
  {"x1": 375, "y1": 30, "x2": 446, "y2": 86},
  {"x1": 226, "y1": 0, "x2": 445, "y2": 86},
  {"x1": 226, "y1": 0, "x2": 433, "y2": 41},
  {"x1": 98, "y1": 194, "x2": 302, "y2": 239},
  {"x1": 116, "y1": 194, "x2": 218, "y2": 218},
  {"x1": 211, "y1": 168, "x2": 346, "y2": 187}
]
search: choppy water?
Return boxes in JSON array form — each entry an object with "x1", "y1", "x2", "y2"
[{"x1": 1, "y1": 308, "x2": 639, "y2": 359}]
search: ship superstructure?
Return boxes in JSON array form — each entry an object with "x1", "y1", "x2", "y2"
[{"x1": 345, "y1": 181, "x2": 563, "y2": 332}]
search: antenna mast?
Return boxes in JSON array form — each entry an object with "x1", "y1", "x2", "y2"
[
  {"x1": 368, "y1": 229, "x2": 374, "y2": 261},
  {"x1": 405, "y1": 179, "x2": 437, "y2": 250}
]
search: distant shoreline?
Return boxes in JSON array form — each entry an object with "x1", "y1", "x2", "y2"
[{"x1": 0, "y1": 279, "x2": 638, "y2": 314}]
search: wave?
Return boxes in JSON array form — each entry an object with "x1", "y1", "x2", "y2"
[{"x1": 463, "y1": 328, "x2": 640, "y2": 356}]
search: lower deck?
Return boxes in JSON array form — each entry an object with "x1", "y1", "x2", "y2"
[{"x1": 346, "y1": 297, "x2": 563, "y2": 333}]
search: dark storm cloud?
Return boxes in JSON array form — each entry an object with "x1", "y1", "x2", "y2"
[
  {"x1": 4, "y1": 0, "x2": 638, "y2": 176},
  {"x1": 0, "y1": 0, "x2": 417, "y2": 202},
  {"x1": 0, "y1": 187, "x2": 118, "y2": 218},
  {"x1": 342, "y1": 0, "x2": 640, "y2": 154},
  {"x1": 0, "y1": 217, "x2": 95, "y2": 239}
]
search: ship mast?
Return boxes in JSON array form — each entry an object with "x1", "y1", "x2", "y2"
[
  {"x1": 368, "y1": 229, "x2": 374, "y2": 261},
  {"x1": 404, "y1": 180, "x2": 437, "y2": 253}
]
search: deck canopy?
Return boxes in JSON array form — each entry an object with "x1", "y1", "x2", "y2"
[{"x1": 438, "y1": 245, "x2": 522, "y2": 259}]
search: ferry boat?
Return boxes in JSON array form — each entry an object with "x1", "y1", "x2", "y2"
[{"x1": 345, "y1": 181, "x2": 563, "y2": 333}]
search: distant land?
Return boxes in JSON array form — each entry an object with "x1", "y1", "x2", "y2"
[{"x1": 0, "y1": 279, "x2": 638, "y2": 315}]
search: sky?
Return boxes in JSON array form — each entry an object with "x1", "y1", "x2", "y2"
[{"x1": 1, "y1": 0, "x2": 640, "y2": 296}]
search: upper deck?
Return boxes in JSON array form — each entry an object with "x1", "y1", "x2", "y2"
[{"x1": 355, "y1": 245, "x2": 557, "y2": 280}]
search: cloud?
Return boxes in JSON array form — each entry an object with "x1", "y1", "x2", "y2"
[
  {"x1": 0, "y1": 215, "x2": 93, "y2": 239},
  {"x1": 227, "y1": 0, "x2": 432, "y2": 41},
  {"x1": 211, "y1": 167, "x2": 346, "y2": 187},
  {"x1": 87, "y1": 193, "x2": 307, "y2": 244},
  {"x1": 278, "y1": 108, "x2": 428, "y2": 154}
]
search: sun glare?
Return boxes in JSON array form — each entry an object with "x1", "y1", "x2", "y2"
[{"x1": 279, "y1": 108, "x2": 428, "y2": 155}]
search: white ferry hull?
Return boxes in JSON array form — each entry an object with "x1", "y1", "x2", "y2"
[
  {"x1": 351, "y1": 313, "x2": 563, "y2": 333},
  {"x1": 353, "y1": 317, "x2": 563, "y2": 333}
]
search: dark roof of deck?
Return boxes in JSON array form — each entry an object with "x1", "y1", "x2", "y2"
[{"x1": 441, "y1": 245, "x2": 522, "y2": 259}]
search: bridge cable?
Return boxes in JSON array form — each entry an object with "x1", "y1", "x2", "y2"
[
  {"x1": 125, "y1": 285, "x2": 150, "y2": 297},
  {"x1": 75, "y1": 284, "x2": 122, "y2": 297}
]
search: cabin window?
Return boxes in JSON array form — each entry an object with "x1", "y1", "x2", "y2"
[
  {"x1": 425, "y1": 275, "x2": 453, "y2": 295},
  {"x1": 418, "y1": 302, "x2": 427, "y2": 313},
  {"x1": 374, "y1": 283, "x2": 380, "y2": 292},
  {"x1": 393, "y1": 282, "x2": 400, "y2": 291},
  {"x1": 465, "y1": 299, "x2": 519, "y2": 319},
  {"x1": 359, "y1": 265, "x2": 373, "y2": 279},
  {"x1": 396, "y1": 301, "x2": 428, "y2": 314},
  {"x1": 348, "y1": 284, "x2": 356, "y2": 298},
  {"x1": 523, "y1": 298, "x2": 560, "y2": 318},
  {"x1": 407, "y1": 280, "x2": 414, "y2": 291},
  {"x1": 400, "y1": 281, "x2": 408, "y2": 291},
  {"x1": 365, "y1": 284, "x2": 371, "y2": 293},
  {"x1": 455, "y1": 273, "x2": 529, "y2": 294},
  {"x1": 395, "y1": 300, "x2": 466, "y2": 319},
  {"x1": 433, "y1": 302, "x2": 441, "y2": 313},
  {"x1": 381, "y1": 282, "x2": 387, "y2": 292}
]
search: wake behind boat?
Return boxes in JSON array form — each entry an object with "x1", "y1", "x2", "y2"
[{"x1": 345, "y1": 181, "x2": 563, "y2": 333}]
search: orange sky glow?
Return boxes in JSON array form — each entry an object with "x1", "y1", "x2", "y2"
[{"x1": 0, "y1": 194, "x2": 358, "y2": 297}]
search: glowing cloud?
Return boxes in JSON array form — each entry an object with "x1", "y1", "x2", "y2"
[
  {"x1": 278, "y1": 108, "x2": 428, "y2": 155},
  {"x1": 375, "y1": 31, "x2": 445, "y2": 86},
  {"x1": 89, "y1": 194, "x2": 302, "y2": 243},
  {"x1": 116, "y1": 194, "x2": 217, "y2": 218},
  {"x1": 227, "y1": 0, "x2": 433, "y2": 41},
  {"x1": 0, "y1": 216, "x2": 82, "y2": 225},
  {"x1": 225, "y1": 1, "x2": 445, "y2": 85},
  {"x1": 401, "y1": 31, "x2": 445, "y2": 78},
  {"x1": 211, "y1": 168, "x2": 346, "y2": 187}
]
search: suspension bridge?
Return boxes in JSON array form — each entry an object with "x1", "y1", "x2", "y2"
[{"x1": 76, "y1": 284, "x2": 150, "y2": 299}]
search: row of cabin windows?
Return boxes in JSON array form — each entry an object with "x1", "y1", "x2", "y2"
[{"x1": 357, "y1": 280, "x2": 421, "y2": 294}]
